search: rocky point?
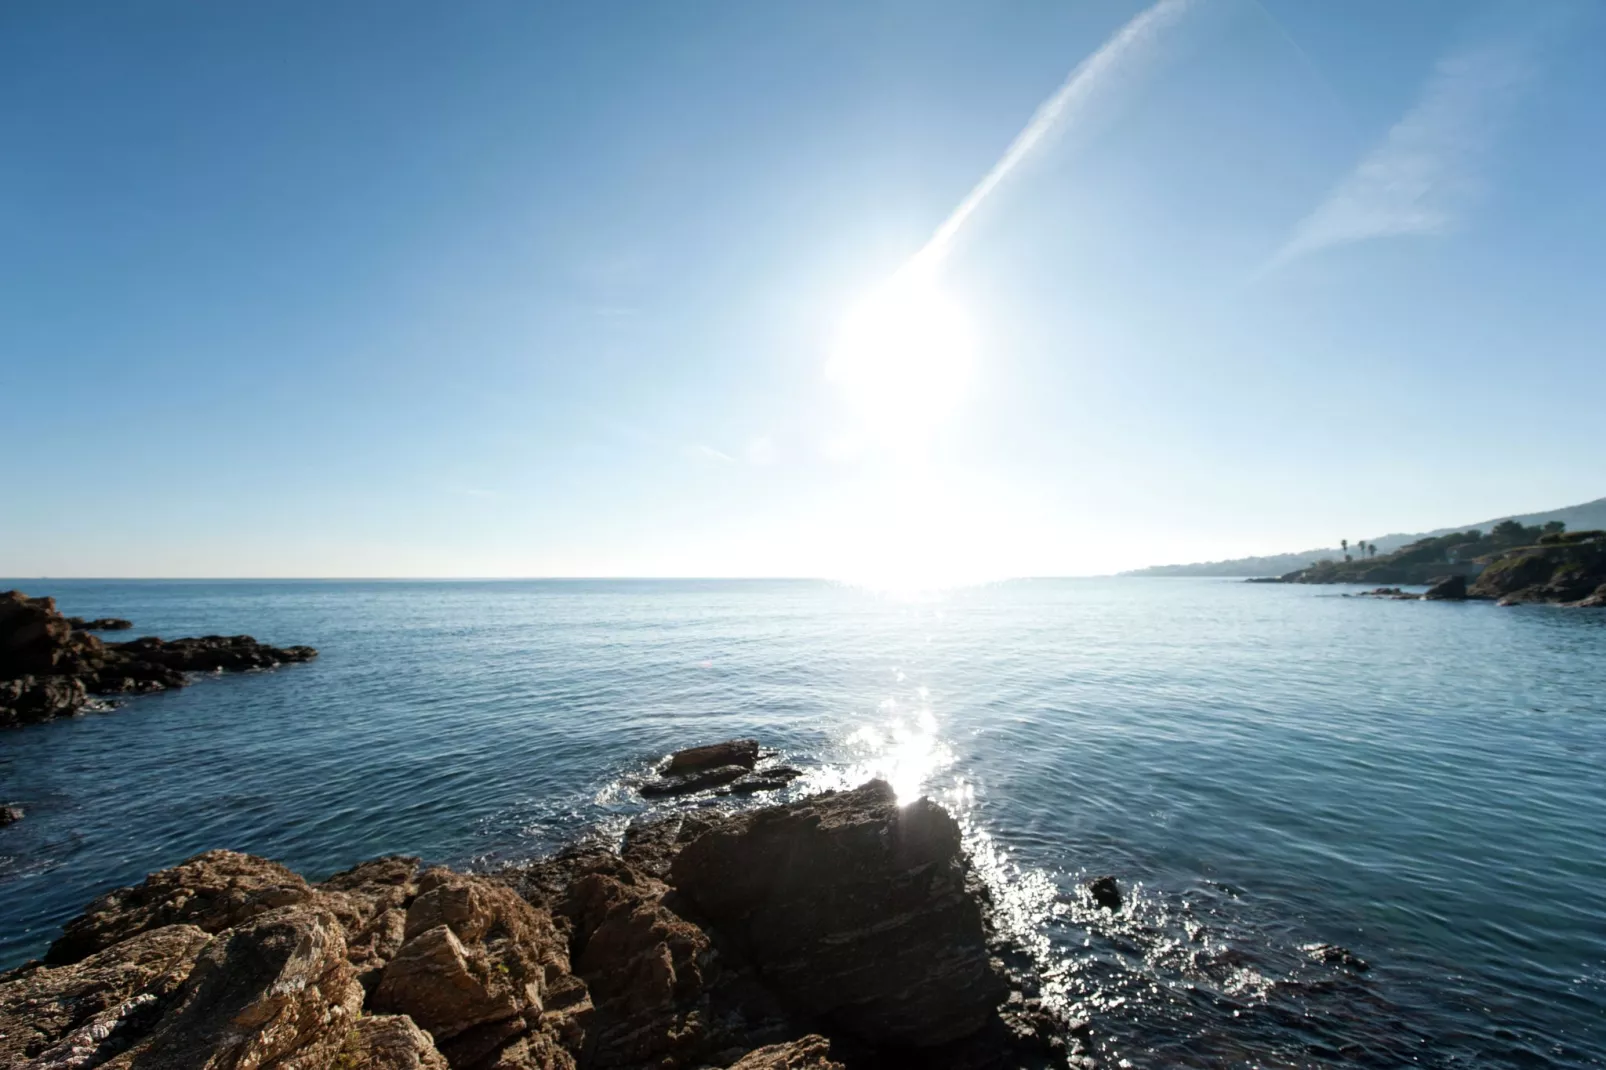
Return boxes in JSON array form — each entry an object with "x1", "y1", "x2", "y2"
[
  {"x1": 0, "y1": 590, "x2": 316, "y2": 728},
  {"x1": 1, "y1": 764, "x2": 1088, "y2": 1069}
]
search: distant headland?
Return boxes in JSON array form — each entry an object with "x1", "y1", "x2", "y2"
[{"x1": 1124, "y1": 496, "x2": 1606, "y2": 579}]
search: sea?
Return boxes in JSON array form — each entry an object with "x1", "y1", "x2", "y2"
[{"x1": 1, "y1": 578, "x2": 1602, "y2": 1068}]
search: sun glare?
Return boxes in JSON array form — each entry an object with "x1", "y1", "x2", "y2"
[{"x1": 827, "y1": 269, "x2": 974, "y2": 447}]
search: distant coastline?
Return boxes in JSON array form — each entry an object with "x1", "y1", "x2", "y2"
[{"x1": 1123, "y1": 495, "x2": 1606, "y2": 578}]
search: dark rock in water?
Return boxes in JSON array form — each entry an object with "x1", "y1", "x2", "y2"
[
  {"x1": 1085, "y1": 875, "x2": 1123, "y2": 912},
  {"x1": 1305, "y1": 942, "x2": 1369, "y2": 971},
  {"x1": 640, "y1": 762, "x2": 751, "y2": 797},
  {"x1": 663, "y1": 737, "x2": 760, "y2": 774},
  {"x1": 1243, "y1": 576, "x2": 1284, "y2": 583},
  {"x1": 1353, "y1": 587, "x2": 1417, "y2": 600},
  {"x1": 1, "y1": 589, "x2": 316, "y2": 727},
  {"x1": 67, "y1": 616, "x2": 133, "y2": 631},
  {"x1": 0, "y1": 674, "x2": 89, "y2": 727},
  {"x1": 670, "y1": 779, "x2": 1006, "y2": 1047},
  {"x1": 1423, "y1": 574, "x2": 1468, "y2": 601},
  {"x1": 720, "y1": 767, "x2": 805, "y2": 795},
  {"x1": 0, "y1": 804, "x2": 22, "y2": 826}
]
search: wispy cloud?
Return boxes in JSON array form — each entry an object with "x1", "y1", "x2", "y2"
[
  {"x1": 1273, "y1": 35, "x2": 1536, "y2": 265},
  {"x1": 690, "y1": 443, "x2": 737, "y2": 464},
  {"x1": 911, "y1": 0, "x2": 1197, "y2": 273}
]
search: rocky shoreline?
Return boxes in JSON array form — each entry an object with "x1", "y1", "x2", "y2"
[
  {"x1": 0, "y1": 771, "x2": 1091, "y2": 1070},
  {"x1": 0, "y1": 591, "x2": 317, "y2": 729}
]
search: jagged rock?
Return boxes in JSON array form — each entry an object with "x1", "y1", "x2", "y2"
[
  {"x1": 669, "y1": 780, "x2": 1005, "y2": 1047},
  {"x1": 372, "y1": 869, "x2": 569, "y2": 1043},
  {"x1": 563, "y1": 870, "x2": 709, "y2": 1067},
  {"x1": 0, "y1": 591, "x2": 76, "y2": 676},
  {"x1": 728, "y1": 1035, "x2": 844, "y2": 1069},
  {"x1": 620, "y1": 814, "x2": 718, "y2": 880},
  {"x1": 663, "y1": 739, "x2": 759, "y2": 775},
  {"x1": 1085, "y1": 876, "x2": 1122, "y2": 912},
  {"x1": 315, "y1": 856, "x2": 422, "y2": 987},
  {"x1": 1423, "y1": 574, "x2": 1468, "y2": 600},
  {"x1": 339, "y1": 1014, "x2": 450, "y2": 1070},
  {"x1": 0, "y1": 924, "x2": 211, "y2": 1065},
  {"x1": 47, "y1": 850, "x2": 319, "y2": 965},
  {"x1": 68, "y1": 617, "x2": 134, "y2": 631},
  {"x1": 1, "y1": 803, "x2": 24, "y2": 826},
  {"x1": 106, "y1": 906, "x2": 363, "y2": 1069}
]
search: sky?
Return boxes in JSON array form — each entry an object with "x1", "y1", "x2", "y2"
[{"x1": 3, "y1": 0, "x2": 1604, "y2": 583}]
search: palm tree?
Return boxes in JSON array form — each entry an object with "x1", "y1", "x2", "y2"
[
  {"x1": 1369, "y1": 543, "x2": 1378, "y2": 557},
  {"x1": 1341, "y1": 538, "x2": 1349, "y2": 556}
]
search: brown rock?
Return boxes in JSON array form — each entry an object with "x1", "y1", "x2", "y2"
[
  {"x1": 669, "y1": 780, "x2": 1005, "y2": 1048},
  {"x1": 0, "y1": 803, "x2": 23, "y2": 826},
  {"x1": 728, "y1": 1035, "x2": 844, "y2": 1069},
  {"x1": 106, "y1": 905, "x2": 363, "y2": 1070},
  {"x1": 47, "y1": 850, "x2": 318, "y2": 965},
  {"x1": 564, "y1": 871, "x2": 710, "y2": 1067},
  {"x1": 373, "y1": 869, "x2": 577, "y2": 1051},
  {"x1": 339, "y1": 1014, "x2": 450, "y2": 1070},
  {"x1": 0, "y1": 924, "x2": 211, "y2": 1066}
]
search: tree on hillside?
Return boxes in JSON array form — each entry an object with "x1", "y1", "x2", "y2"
[
  {"x1": 1368, "y1": 543, "x2": 1377, "y2": 557},
  {"x1": 1341, "y1": 539, "x2": 1348, "y2": 556},
  {"x1": 1543, "y1": 520, "x2": 1566, "y2": 536}
]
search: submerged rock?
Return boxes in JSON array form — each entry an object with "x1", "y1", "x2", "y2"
[
  {"x1": 1305, "y1": 942, "x2": 1369, "y2": 971},
  {"x1": 1085, "y1": 875, "x2": 1123, "y2": 912},
  {"x1": 67, "y1": 616, "x2": 134, "y2": 631},
  {"x1": 1, "y1": 590, "x2": 316, "y2": 728},
  {"x1": 0, "y1": 804, "x2": 21, "y2": 826}
]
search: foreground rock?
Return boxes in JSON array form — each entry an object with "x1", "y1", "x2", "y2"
[
  {"x1": 670, "y1": 780, "x2": 1006, "y2": 1047},
  {"x1": 0, "y1": 804, "x2": 22, "y2": 826},
  {"x1": 5, "y1": 780, "x2": 1080, "y2": 1069},
  {"x1": 0, "y1": 590, "x2": 317, "y2": 727}
]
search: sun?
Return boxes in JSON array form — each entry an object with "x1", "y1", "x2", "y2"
[{"x1": 827, "y1": 269, "x2": 974, "y2": 447}]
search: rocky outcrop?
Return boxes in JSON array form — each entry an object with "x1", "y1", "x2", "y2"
[
  {"x1": 669, "y1": 780, "x2": 1006, "y2": 1047},
  {"x1": 0, "y1": 590, "x2": 317, "y2": 727},
  {"x1": 1423, "y1": 574, "x2": 1468, "y2": 601},
  {"x1": 1469, "y1": 541, "x2": 1606, "y2": 606},
  {"x1": 5, "y1": 776, "x2": 1079, "y2": 1070},
  {"x1": 637, "y1": 739, "x2": 804, "y2": 798}
]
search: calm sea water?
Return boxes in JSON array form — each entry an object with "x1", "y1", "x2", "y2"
[{"x1": 1, "y1": 579, "x2": 1602, "y2": 1068}]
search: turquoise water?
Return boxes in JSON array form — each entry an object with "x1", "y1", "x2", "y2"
[{"x1": 1, "y1": 578, "x2": 1602, "y2": 1068}]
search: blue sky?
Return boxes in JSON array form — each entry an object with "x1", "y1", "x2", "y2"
[{"x1": 3, "y1": 0, "x2": 1603, "y2": 580}]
